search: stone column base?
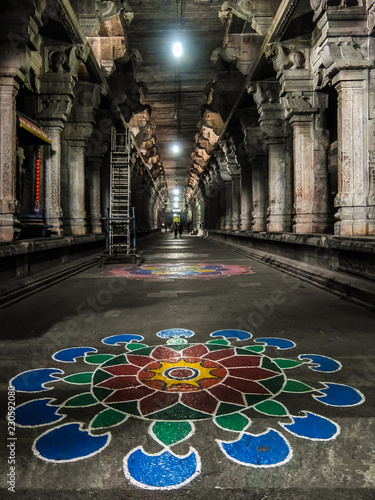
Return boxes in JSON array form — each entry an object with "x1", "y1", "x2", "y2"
[
  {"x1": 90, "y1": 221, "x2": 103, "y2": 234},
  {"x1": 268, "y1": 214, "x2": 293, "y2": 232},
  {"x1": 0, "y1": 221, "x2": 16, "y2": 242},
  {"x1": 0, "y1": 203, "x2": 18, "y2": 241},
  {"x1": 334, "y1": 207, "x2": 368, "y2": 236}
]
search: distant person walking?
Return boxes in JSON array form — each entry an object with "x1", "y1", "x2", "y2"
[
  {"x1": 173, "y1": 222, "x2": 178, "y2": 239},
  {"x1": 178, "y1": 222, "x2": 183, "y2": 238}
]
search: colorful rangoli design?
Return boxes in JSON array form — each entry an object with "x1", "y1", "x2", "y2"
[
  {"x1": 10, "y1": 329, "x2": 365, "y2": 490},
  {"x1": 102, "y1": 263, "x2": 253, "y2": 279}
]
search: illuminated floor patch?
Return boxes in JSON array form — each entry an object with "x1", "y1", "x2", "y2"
[
  {"x1": 102, "y1": 263, "x2": 253, "y2": 279},
  {"x1": 10, "y1": 328, "x2": 365, "y2": 490}
]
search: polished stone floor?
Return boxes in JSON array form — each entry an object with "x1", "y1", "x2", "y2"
[{"x1": 1, "y1": 233, "x2": 374, "y2": 499}]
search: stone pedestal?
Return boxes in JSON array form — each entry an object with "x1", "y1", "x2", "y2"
[
  {"x1": 0, "y1": 78, "x2": 18, "y2": 241},
  {"x1": 87, "y1": 157, "x2": 103, "y2": 234},
  {"x1": 333, "y1": 71, "x2": 369, "y2": 236}
]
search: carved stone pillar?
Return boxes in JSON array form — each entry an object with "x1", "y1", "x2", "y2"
[
  {"x1": 33, "y1": 45, "x2": 90, "y2": 236},
  {"x1": 224, "y1": 181, "x2": 232, "y2": 231},
  {"x1": 87, "y1": 156, "x2": 103, "y2": 234},
  {"x1": 63, "y1": 129, "x2": 90, "y2": 235},
  {"x1": 311, "y1": 7, "x2": 374, "y2": 235},
  {"x1": 333, "y1": 71, "x2": 369, "y2": 235},
  {"x1": 265, "y1": 43, "x2": 331, "y2": 233},
  {"x1": 252, "y1": 157, "x2": 268, "y2": 232},
  {"x1": 0, "y1": 78, "x2": 19, "y2": 241},
  {"x1": 219, "y1": 185, "x2": 226, "y2": 230},
  {"x1": 231, "y1": 175, "x2": 241, "y2": 231},
  {"x1": 62, "y1": 82, "x2": 102, "y2": 235},
  {"x1": 41, "y1": 121, "x2": 66, "y2": 236},
  {"x1": 240, "y1": 164, "x2": 252, "y2": 231},
  {"x1": 248, "y1": 82, "x2": 294, "y2": 233},
  {"x1": 0, "y1": 1, "x2": 45, "y2": 241}
]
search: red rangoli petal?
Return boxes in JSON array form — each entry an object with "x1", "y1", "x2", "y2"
[
  {"x1": 126, "y1": 354, "x2": 155, "y2": 367},
  {"x1": 140, "y1": 391, "x2": 179, "y2": 416},
  {"x1": 199, "y1": 378, "x2": 223, "y2": 389},
  {"x1": 208, "y1": 385, "x2": 246, "y2": 406},
  {"x1": 97, "y1": 375, "x2": 140, "y2": 389},
  {"x1": 181, "y1": 390, "x2": 218, "y2": 415},
  {"x1": 228, "y1": 367, "x2": 278, "y2": 381},
  {"x1": 222, "y1": 376, "x2": 270, "y2": 394},
  {"x1": 208, "y1": 367, "x2": 227, "y2": 379},
  {"x1": 141, "y1": 379, "x2": 165, "y2": 390},
  {"x1": 202, "y1": 348, "x2": 235, "y2": 361},
  {"x1": 221, "y1": 355, "x2": 261, "y2": 368},
  {"x1": 104, "y1": 385, "x2": 154, "y2": 402},
  {"x1": 182, "y1": 344, "x2": 209, "y2": 357},
  {"x1": 151, "y1": 346, "x2": 182, "y2": 361},
  {"x1": 103, "y1": 364, "x2": 140, "y2": 376}
]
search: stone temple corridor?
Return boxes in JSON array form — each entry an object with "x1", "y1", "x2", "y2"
[{"x1": 1, "y1": 1, "x2": 375, "y2": 499}]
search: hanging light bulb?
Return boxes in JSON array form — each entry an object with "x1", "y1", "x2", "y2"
[{"x1": 173, "y1": 42, "x2": 183, "y2": 57}]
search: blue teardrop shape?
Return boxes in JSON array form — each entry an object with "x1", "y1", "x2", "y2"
[
  {"x1": 102, "y1": 334, "x2": 144, "y2": 345},
  {"x1": 11, "y1": 368, "x2": 64, "y2": 392},
  {"x1": 15, "y1": 398, "x2": 63, "y2": 427},
  {"x1": 156, "y1": 328, "x2": 195, "y2": 339},
  {"x1": 218, "y1": 429, "x2": 292, "y2": 467},
  {"x1": 254, "y1": 337, "x2": 295, "y2": 350},
  {"x1": 53, "y1": 347, "x2": 97, "y2": 363},
  {"x1": 314, "y1": 383, "x2": 364, "y2": 407},
  {"x1": 281, "y1": 412, "x2": 339, "y2": 440},
  {"x1": 34, "y1": 423, "x2": 110, "y2": 462},
  {"x1": 299, "y1": 354, "x2": 341, "y2": 372},
  {"x1": 125, "y1": 446, "x2": 200, "y2": 489},
  {"x1": 211, "y1": 329, "x2": 252, "y2": 341}
]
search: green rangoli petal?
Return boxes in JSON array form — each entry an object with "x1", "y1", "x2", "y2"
[
  {"x1": 166, "y1": 338, "x2": 188, "y2": 345},
  {"x1": 206, "y1": 344, "x2": 233, "y2": 352},
  {"x1": 92, "y1": 386, "x2": 112, "y2": 401},
  {"x1": 258, "y1": 374, "x2": 285, "y2": 393},
  {"x1": 126, "y1": 343, "x2": 149, "y2": 351},
  {"x1": 109, "y1": 401, "x2": 140, "y2": 416},
  {"x1": 216, "y1": 403, "x2": 246, "y2": 416},
  {"x1": 274, "y1": 358, "x2": 304, "y2": 369},
  {"x1": 64, "y1": 392, "x2": 98, "y2": 407},
  {"x1": 85, "y1": 354, "x2": 115, "y2": 364},
  {"x1": 283, "y1": 379, "x2": 314, "y2": 393},
  {"x1": 244, "y1": 394, "x2": 271, "y2": 406},
  {"x1": 207, "y1": 339, "x2": 230, "y2": 346},
  {"x1": 92, "y1": 369, "x2": 114, "y2": 385},
  {"x1": 147, "y1": 403, "x2": 211, "y2": 421},
  {"x1": 101, "y1": 354, "x2": 129, "y2": 367},
  {"x1": 243, "y1": 345, "x2": 265, "y2": 353},
  {"x1": 63, "y1": 372, "x2": 93, "y2": 384},
  {"x1": 254, "y1": 399, "x2": 289, "y2": 416},
  {"x1": 214, "y1": 413, "x2": 250, "y2": 432},
  {"x1": 151, "y1": 421, "x2": 194, "y2": 446},
  {"x1": 90, "y1": 408, "x2": 128, "y2": 429}
]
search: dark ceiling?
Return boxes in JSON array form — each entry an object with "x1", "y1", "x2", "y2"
[{"x1": 126, "y1": 0, "x2": 241, "y2": 199}]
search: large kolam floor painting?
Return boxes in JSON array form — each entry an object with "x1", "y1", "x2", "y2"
[
  {"x1": 102, "y1": 263, "x2": 253, "y2": 279},
  {"x1": 9, "y1": 328, "x2": 365, "y2": 490}
]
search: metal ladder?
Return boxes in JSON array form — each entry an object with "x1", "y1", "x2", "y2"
[{"x1": 109, "y1": 127, "x2": 131, "y2": 255}]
